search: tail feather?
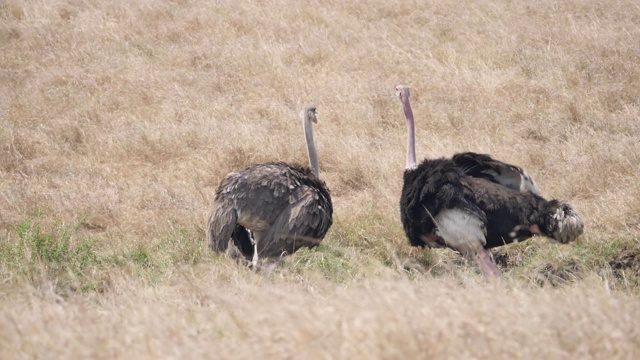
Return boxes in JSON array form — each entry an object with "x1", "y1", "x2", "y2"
[{"x1": 434, "y1": 208, "x2": 487, "y2": 250}]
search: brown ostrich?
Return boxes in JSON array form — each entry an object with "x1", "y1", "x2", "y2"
[{"x1": 207, "y1": 106, "x2": 333, "y2": 269}]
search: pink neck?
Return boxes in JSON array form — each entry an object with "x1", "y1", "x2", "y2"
[{"x1": 401, "y1": 93, "x2": 417, "y2": 170}]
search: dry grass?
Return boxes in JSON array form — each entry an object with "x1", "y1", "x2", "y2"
[
  {"x1": 1, "y1": 0, "x2": 639, "y2": 358},
  {"x1": 2, "y1": 273, "x2": 640, "y2": 359}
]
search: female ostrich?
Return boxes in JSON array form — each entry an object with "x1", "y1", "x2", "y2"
[
  {"x1": 207, "y1": 106, "x2": 333, "y2": 268},
  {"x1": 396, "y1": 85, "x2": 584, "y2": 278}
]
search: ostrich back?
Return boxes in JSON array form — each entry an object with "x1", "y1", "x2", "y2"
[
  {"x1": 452, "y1": 152, "x2": 540, "y2": 194},
  {"x1": 208, "y1": 162, "x2": 333, "y2": 259}
]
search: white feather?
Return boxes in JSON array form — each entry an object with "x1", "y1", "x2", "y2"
[{"x1": 434, "y1": 209, "x2": 487, "y2": 252}]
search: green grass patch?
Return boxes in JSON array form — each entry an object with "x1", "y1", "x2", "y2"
[
  {"x1": 1, "y1": 213, "x2": 639, "y2": 293},
  {"x1": 1, "y1": 216, "x2": 100, "y2": 292},
  {"x1": 0, "y1": 215, "x2": 214, "y2": 293},
  {"x1": 284, "y1": 244, "x2": 361, "y2": 282}
]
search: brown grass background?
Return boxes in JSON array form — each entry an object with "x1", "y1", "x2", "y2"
[{"x1": 1, "y1": 0, "x2": 639, "y2": 358}]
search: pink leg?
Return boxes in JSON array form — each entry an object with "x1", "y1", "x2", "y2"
[
  {"x1": 474, "y1": 248, "x2": 501, "y2": 281},
  {"x1": 529, "y1": 224, "x2": 540, "y2": 234}
]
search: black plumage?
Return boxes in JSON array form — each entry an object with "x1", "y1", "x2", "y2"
[
  {"x1": 396, "y1": 85, "x2": 584, "y2": 278},
  {"x1": 452, "y1": 152, "x2": 540, "y2": 194},
  {"x1": 400, "y1": 156, "x2": 582, "y2": 249}
]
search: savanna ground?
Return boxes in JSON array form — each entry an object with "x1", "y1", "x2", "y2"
[{"x1": 1, "y1": 0, "x2": 640, "y2": 358}]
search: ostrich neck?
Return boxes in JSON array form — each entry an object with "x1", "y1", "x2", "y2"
[
  {"x1": 402, "y1": 95, "x2": 417, "y2": 170},
  {"x1": 304, "y1": 115, "x2": 320, "y2": 178}
]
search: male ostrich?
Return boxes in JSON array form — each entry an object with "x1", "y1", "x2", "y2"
[
  {"x1": 206, "y1": 106, "x2": 333, "y2": 269},
  {"x1": 396, "y1": 85, "x2": 584, "y2": 279}
]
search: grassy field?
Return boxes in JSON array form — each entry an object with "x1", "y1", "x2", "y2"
[{"x1": 1, "y1": 0, "x2": 639, "y2": 358}]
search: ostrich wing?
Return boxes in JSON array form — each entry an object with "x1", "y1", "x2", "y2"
[
  {"x1": 401, "y1": 158, "x2": 488, "y2": 248},
  {"x1": 257, "y1": 186, "x2": 333, "y2": 258},
  {"x1": 206, "y1": 164, "x2": 293, "y2": 256},
  {"x1": 453, "y1": 152, "x2": 540, "y2": 194},
  {"x1": 206, "y1": 198, "x2": 239, "y2": 253},
  {"x1": 460, "y1": 176, "x2": 547, "y2": 248},
  {"x1": 207, "y1": 162, "x2": 332, "y2": 260}
]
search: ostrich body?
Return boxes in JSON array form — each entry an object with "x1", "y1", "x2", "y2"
[
  {"x1": 207, "y1": 106, "x2": 333, "y2": 268},
  {"x1": 396, "y1": 85, "x2": 584, "y2": 278}
]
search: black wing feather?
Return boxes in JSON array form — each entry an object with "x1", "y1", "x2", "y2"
[
  {"x1": 453, "y1": 152, "x2": 540, "y2": 194},
  {"x1": 400, "y1": 158, "x2": 487, "y2": 248}
]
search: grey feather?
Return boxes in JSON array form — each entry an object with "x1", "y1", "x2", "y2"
[{"x1": 207, "y1": 162, "x2": 333, "y2": 262}]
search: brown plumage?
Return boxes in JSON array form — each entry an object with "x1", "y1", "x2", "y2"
[
  {"x1": 206, "y1": 106, "x2": 333, "y2": 268},
  {"x1": 396, "y1": 85, "x2": 584, "y2": 279}
]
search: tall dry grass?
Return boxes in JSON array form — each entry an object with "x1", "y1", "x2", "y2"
[
  {"x1": 2, "y1": 273, "x2": 639, "y2": 359},
  {"x1": 1, "y1": 0, "x2": 639, "y2": 358}
]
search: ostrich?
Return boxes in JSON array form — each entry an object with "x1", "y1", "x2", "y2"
[
  {"x1": 206, "y1": 106, "x2": 333, "y2": 269},
  {"x1": 396, "y1": 85, "x2": 584, "y2": 279}
]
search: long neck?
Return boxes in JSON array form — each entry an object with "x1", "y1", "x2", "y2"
[
  {"x1": 401, "y1": 94, "x2": 417, "y2": 170},
  {"x1": 303, "y1": 114, "x2": 320, "y2": 178}
]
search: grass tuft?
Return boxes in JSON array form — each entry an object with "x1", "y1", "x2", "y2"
[{"x1": 1, "y1": 216, "x2": 99, "y2": 292}]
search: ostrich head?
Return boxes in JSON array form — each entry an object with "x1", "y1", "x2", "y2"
[
  {"x1": 542, "y1": 200, "x2": 585, "y2": 244},
  {"x1": 396, "y1": 84, "x2": 410, "y2": 100},
  {"x1": 302, "y1": 106, "x2": 317, "y2": 123}
]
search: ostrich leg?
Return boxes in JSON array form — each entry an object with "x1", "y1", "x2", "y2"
[
  {"x1": 250, "y1": 231, "x2": 263, "y2": 270},
  {"x1": 474, "y1": 248, "x2": 501, "y2": 280}
]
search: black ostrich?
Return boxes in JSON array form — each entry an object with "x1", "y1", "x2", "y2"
[{"x1": 396, "y1": 85, "x2": 584, "y2": 279}]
